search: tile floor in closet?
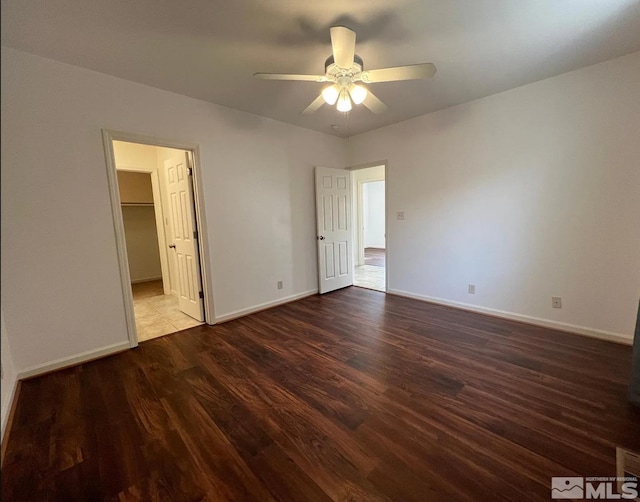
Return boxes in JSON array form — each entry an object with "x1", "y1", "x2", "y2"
[{"x1": 132, "y1": 280, "x2": 203, "y2": 341}]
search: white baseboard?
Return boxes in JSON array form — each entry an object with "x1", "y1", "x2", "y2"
[
  {"x1": 1, "y1": 376, "x2": 19, "y2": 444},
  {"x1": 387, "y1": 289, "x2": 633, "y2": 346},
  {"x1": 215, "y1": 289, "x2": 318, "y2": 324},
  {"x1": 131, "y1": 276, "x2": 162, "y2": 284},
  {"x1": 17, "y1": 341, "x2": 131, "y2": 380}
]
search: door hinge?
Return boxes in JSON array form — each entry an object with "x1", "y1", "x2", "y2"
[
  {"x1": 199, "y1": 291, "x2": 204, "y2": 299},
  {"x1": 187, "y1": 167, "x2": 193, "y2": 176},
  {"x1": 193, "y1": 230, "x2": 198, "y2": 239}
]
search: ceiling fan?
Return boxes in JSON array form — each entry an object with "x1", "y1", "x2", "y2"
[{"x1": 254, "y1": 26, "x2": 437, "y2": 115}]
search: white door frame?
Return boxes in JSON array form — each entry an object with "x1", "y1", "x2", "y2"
[
  {"x1": 117, "y1": 166, "x2": 171, "y2": 295},
  {"x1": 348, "y1": 161, "x2": 388, "y2": 293},
  {"x1": 102, "y1": 129, "x2": 214, "y2": 348}
]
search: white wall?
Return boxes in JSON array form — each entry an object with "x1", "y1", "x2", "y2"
[
  {"x1": 349, "y1": 51, "x2": 640, "y2": 340},
  {"x1": 117, "y1": 170, "x2": 163, "y2": 282},
  {"x1": 363, "y1": 181, "x2": 386, "y2": 249},
  {"x1": 121, "y1": 206, "x2": 163, "y2": 282},
  {"x1": 1, "y1": 47, "x2": 347, "y2": 372},
  {"x1": 1, "y1": 308, "x2": 18, "y2": 441}
]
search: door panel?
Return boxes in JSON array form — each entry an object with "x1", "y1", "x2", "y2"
[
  {"x1": 337, "y1": 195, "x2": 348, "y2": 230},
  {"x1": 164, "y1": 152, "x2": 205, "y2": 321},
  {"x1": 324, "y1": 243, "x2": 335, "y2": 279},
  {"x1": 338, "y1": 241, "x2": 349, "y2": 275},
  {"x1": 322, "y1": 196, "x2": 333, "y2": 232},
  {"x1": 316, "y1": 167, "x2": 353, "y2": 294}
]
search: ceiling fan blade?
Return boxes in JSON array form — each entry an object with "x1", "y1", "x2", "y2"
[
  {"x1": 301, "y1": 94, "x2": 325, "y2": 115},
  {"x1": 330, "y1": 26, "x2": 356, "y2": 69},
  {"x1": 253, "y1": 73, "x2": 328, "y2": 82},
  {"x1": 362, "y1": 63, "x2": 437, "y2": 83},
  {"x1": 362, "y1": 90, "x2": 387, "y2": 114}
]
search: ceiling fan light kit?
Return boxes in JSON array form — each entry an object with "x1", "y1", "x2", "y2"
[
  {"x1": 336, "y1": 88, "x2": 352, "y2": 112},
  {"x1": 254, "y1": 26, "x2": 436, "y2": 115},
  {"x1": 321, "y1": 85, "x2": 340, "y2": 105},
  {"x1": 349, "y1": 84, "x2": 367, "y2": 105},
  {"x1": 321, "y1": 81, "x2": 367, "y2": 110}
]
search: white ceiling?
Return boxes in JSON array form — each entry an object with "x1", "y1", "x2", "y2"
[{"x1": 2, "y1": 0, "x2": 640, "y2": 137}]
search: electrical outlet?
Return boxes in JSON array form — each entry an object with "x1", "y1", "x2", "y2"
[
  {"x1": 396, "y1": 211, "x2": 405, "y2": 220},
  {"x1": 552, "y1": 296, "x2": 562, "y2": 309},
  {"x1": 277, "y1": 280, "x2": 283, "y2": 290},
  {"x1": 468, "y1": 284, "x2": 476, "y2": 294}
]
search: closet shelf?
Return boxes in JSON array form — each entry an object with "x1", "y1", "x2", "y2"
[{"x1": 121, "y1": 202, "x2": 154, "y2": 207}]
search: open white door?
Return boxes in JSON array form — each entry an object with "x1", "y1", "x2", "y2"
[
  {"x1": 165, "y1": 152, "x2": 205, "y2": 321},
  {"x1": 315, "y1": 167, "x2": 353, "y2": 294}
]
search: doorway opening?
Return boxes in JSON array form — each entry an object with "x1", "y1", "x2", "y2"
[
  {"x1": 352, "y1": 165, "x2": 386, "y2": 292},
  {"x1": 104, "y1": 131, "x2": 211, "y2": 346}
]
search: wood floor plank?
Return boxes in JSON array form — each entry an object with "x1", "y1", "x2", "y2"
[{"x1": 2, "y1": 286, "x2": 639, "y2": 501}]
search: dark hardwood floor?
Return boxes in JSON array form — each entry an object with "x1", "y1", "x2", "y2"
[
  {"x1": 2, "y1": 287, "x2": 639, "y2": 501},
  {"x1": 364, "y1": 248, "x2": 385, "y2": 267}
]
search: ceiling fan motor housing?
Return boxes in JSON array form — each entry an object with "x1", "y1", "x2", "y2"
[{"x1": 325, "y1": 54, "x2": 364, "y2": 75}]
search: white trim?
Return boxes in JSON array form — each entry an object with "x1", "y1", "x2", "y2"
[
  {"x1": 215, "y1": 290, "x2": 318, "y2": 324},
  {"x1": 102, "y1": 132, "x2": 139, "y2": 348},
  {"x1": 1, "y1": 377, "x2": 19, "y2": 443},
  {"x1": 356, "y1": 180, "x2": 365, "y2": 265},
  {"x1": 187, "y1": 147, "x2": 214, "y2": 323},
  {"x1": 348, "y1": 159, "x2": 390, "y2": 171},
  {"x1": 16, "y1": 341, "x2": 131, "y2": 380},
  {"x1": 387, "y1": 289, "x2": 633, "y2": 346},
  {"x1": 149, "y1": 170, "x2": 171, "y2": 294}
]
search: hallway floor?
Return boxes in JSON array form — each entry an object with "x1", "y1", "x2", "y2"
[
  {"x1": 132, "y1": 280, "x2": 203, "y2": 341},
  {"x1": 354, "y1": 248, "x2": 385, "y2": 292}
]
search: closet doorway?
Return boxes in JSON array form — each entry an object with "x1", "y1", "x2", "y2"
[{"x1": 104, "y1": 131, "x2": 211, "y2": 346}]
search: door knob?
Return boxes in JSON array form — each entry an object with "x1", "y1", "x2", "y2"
[
  {"x1": 169, "y1": 244, "x2": 176, "y2": 249},
  {"x1": 317, "y1": 236, "x2": 325, "y2": 240}
]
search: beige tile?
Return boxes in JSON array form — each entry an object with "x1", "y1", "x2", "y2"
[
  {"x1": 133, "y1": 303, "x2": 159, "y2": 319},
  {"x1": 136, "y1": 313, "x2": 165, "y2": 328},
  {"x1": 137, "y1": 320, "x2": 176, "y2": 341},
  {"x1": 162, "y1": 309, "x2": 194, "y2": 322},
  {"x1": 133, "y1": 289, "x2": 201, "y2": 341},
  {"x1": 147, "y1": 295, "x2": 179, "y2": 309},
  {"x1": 153, "y1": 303, "x2": 181, "y2": 315},
  {"x1": 169, "y1": 316, "x2": 203, "y2": 331}
]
